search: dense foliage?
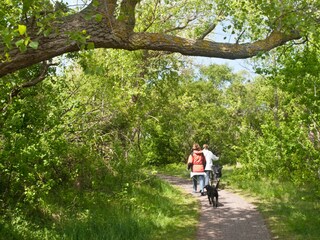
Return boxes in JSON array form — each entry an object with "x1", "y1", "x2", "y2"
[
  {"x1": 236, "y1": 45, "x2": 320, "y2": 187},
  {"x1": 1, "y1": 44, "x2": 320, "y2": 237},
  {"x1": 1, "y1": 0, "x2": 320, "y2": 239}
]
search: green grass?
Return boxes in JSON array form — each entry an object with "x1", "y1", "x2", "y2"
[
  {"x1": 154, "y1": 162, "x2": 190, "y2": 179},
  {"x1": 0, "y1": 172, "x2": 198, "y2": 240},
  {"x1": 7, "y1": 161, "x2": 318, "y2": 240},
  {"x1": 222, "y1": 165, "x2": 320, "y2": 240}
]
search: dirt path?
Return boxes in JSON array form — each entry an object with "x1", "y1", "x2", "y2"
[{"x1": 158, "y1": 174, "x2": 271, "y2": 240}]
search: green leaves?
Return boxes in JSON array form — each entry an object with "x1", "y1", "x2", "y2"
[
  {"x1": 0, "y1": 0, "x2": 59, "y2": 56},
  {"x1": 68, "y1": 30, "x2": 93, "y2": 50},
  {"x1": 15, "y1": 25, "x2": 32, "y2": 52},
  {"x1": 86, "y1": 42, "x2": 95, "y2": 50},
  {"x1": 15, "y1": 38, "x2": 27, "y2": 52},
  {"x1": 22, "y1": 0, "x2": 34, "y2": 14},
  {"x1": 18, "y1": 24, "x2": 26, "y2": 35},
  {"x1": 29, "y1": 41, "x2": 39, "y2": 49},
  {"x1": 95, "y1": 14, "x2": 103, "y2": 22},
  {"x1": 15, "y1": 38, "x2": 39, "y2": 51},
  {"x1": 12, "y1": 24, "x2": 39, "y2": 51}
]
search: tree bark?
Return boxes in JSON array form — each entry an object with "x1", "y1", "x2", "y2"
[{"x1": 0, "y1": 0, "x2": 301, "y2": 78}]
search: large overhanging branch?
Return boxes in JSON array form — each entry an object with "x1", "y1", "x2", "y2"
[
  {"x1": 128, "y1": 31, "x2": 301, "y2": 59},
  {"x1": 0, "y1": 0, "x2": 302, "y2": 78},
  {"x1": 129, "y1": 30, "x2": 301, "y2": 58},
  {"x1": 1, "y1": 61, "x2": 55, "y2": 112}
]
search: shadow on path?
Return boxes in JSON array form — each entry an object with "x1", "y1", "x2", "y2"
[{"x1": 158, "y1": 174, "x2": 271, "y2": 240}]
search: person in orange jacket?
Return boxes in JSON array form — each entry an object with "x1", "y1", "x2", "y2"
[{"x1": 187, "y1": 143, "x2": 206, "y2": 195}]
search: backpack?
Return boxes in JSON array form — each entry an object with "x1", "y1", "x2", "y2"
[{"x1": 190, "y1": 152, "x2": 206, "y2": 172}]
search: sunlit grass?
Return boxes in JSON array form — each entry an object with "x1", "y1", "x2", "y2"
[
  {"x1": 8, "y1": 161, "x2": 319, "y2": 239},
  {"x1": 0, "y1": 172, "x2": 198, "y2": 240},
  {"x1": 157, "y1": 163, "x2": 320, "y2": 240},
  {"x1": 57, "y1": 177, "x2": 198, "y2": 240},
  {"x1": 223, "y1": 166, "x2": 320, "y2": 240},
  {"x1": 154, "y1": 162, "x2": 190, "y2": 179}
]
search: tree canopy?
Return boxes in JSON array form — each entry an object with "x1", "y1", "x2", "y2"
[{"x1": 1, "y1": 0, "x2": 316, "y2": 77}]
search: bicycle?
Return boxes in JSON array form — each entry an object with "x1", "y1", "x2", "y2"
[{"x1": 209, "y1": 164, "x2": 222, "y2": 187}]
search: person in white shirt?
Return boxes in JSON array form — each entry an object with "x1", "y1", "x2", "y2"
[{"x1": 203, "y1": 144, "x2": 219, "y2": 186}]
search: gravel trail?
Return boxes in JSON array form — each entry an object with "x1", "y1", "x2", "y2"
[{"x1": 158, "y1": 174, "x2": 271, "y2": 240}]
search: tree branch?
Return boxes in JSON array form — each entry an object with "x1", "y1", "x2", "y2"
[
  {"x1": 118, "y1": 0, "x2": 141, "y2": 31},
  {"x1": 197, "y1": 9, "x2": 225, "y2": 40},
  {"x1": 1, "y1": 61, "x2": 55, "y2": 112},
  {"x1": 236, "y1": 29, "x2": 246, "y2": 44},
  {"x1": 11, "y1": 61, "x2": 55, "y2": 97},
  {"x1": 164, "y1": 15, "x2": 197, "y2": 34},
  {"x1": 129, "y1": 30, "x2": 301, "y2": 59},
  {"x1": 0, "y1": 0, "x2": 303, "y2": 78},
  {"x1": 198, "y1": 22, "x2": 218, "y2": 40},
  {"x1": 141, "y1": 0, "x2": 161, "y2": 32}
]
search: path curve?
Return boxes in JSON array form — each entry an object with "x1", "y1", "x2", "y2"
[{"x1": 158, "y1": 174, "x2": 271, "y2": 240}]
